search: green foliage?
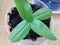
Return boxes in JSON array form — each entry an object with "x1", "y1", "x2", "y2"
[
  {"x1": 10, "y1": 20, "x2": 30, "y2": 42},
  {"x1": 33, "y1": 8, "x2": 52, "y2": 20},
  {"x1": 9, "y1": 0, "x2": 57, "y2": 42},
  {"x1": 30, "y1": 19, "x2": 56, "y2": 40}
]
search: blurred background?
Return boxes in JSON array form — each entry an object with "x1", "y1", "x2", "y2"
[
  {"x1": 0, "y1": 0, "x2": 60, "y2": 45},
  {"x1": 41, "y1": 0, "x2": 60, "y2": 11}
]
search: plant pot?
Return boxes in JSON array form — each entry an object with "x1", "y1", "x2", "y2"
[{"x1": 5, "y1": 0, "x2": 50, "y2": 45}]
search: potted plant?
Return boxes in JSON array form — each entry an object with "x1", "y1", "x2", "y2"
[{"x1": 5, "y1": 0, "x2": 57, "y2": 45}]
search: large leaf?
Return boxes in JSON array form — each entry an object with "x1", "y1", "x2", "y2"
[
  {"x1": 33, "y1": 8, "x2": 52, "y2": 20},
  {"x1": 14, "y1": 0, "x2": 33, "y2": 22},
  {"x1": 10, "y1": 20, "x2": 30, "y2": 42},
  {"x1": 30, "y1": 19, "x2": 57, "y2": 40}
]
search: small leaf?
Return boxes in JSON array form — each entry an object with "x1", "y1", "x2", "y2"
[
  {"x1": 33, "y1": 8, "x2": 52, "y2": 20},
  {"x1": 10, "y1": 20, "x2": 30, "y2": 42},
  {"x1": 14, "y1": 0, "x2": 33, "y2": 22},
  {"x1": 30, "y1": 19, "x2": 57, "y2": 40}
]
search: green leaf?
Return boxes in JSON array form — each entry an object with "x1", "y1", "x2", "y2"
[
  {"x1": 14, "y1": 0, "x2": 33, "y2": 22},
  {"x1": 30, "y1": 19, "x2": 57, "y2": 40},
  {"x1": 33, "y1": 8, "x2": 52, "y2": 20},
  {"x1": 10, "y1": 20, "x2": 30, "y2": 42}
]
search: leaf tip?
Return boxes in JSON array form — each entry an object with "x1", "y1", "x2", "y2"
[
  {"x1": 48, "y1": 36, "x2": 57, "y2": 41},
  {"x1": 51, "y1": 36, "x2": 57, "y2": 41}
]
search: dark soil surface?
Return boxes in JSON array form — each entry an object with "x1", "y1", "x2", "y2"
[{"x1": 8, "y1": 4, "x2": 50, "y2": 41}]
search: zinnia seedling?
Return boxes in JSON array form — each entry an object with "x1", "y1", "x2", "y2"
[{"x1": 9, "y1": 0, "x2": 57, "y2": 42}]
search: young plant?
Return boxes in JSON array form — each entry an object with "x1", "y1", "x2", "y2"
[{"x1": 10, "y1": 0, "x2": 57, "y2": 42}]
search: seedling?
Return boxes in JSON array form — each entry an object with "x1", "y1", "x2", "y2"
[{"x1": 10, "y1": 0, "x2": 57, "y2": 42}]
